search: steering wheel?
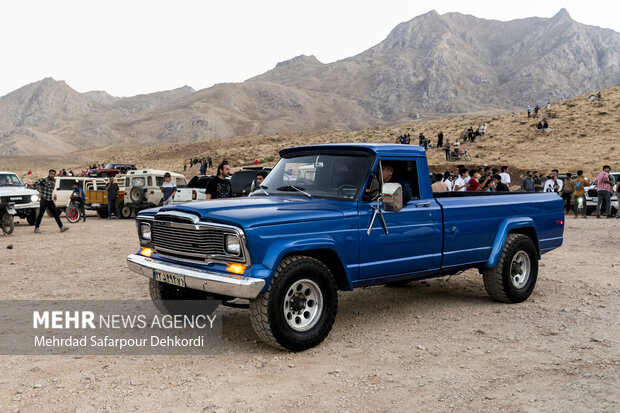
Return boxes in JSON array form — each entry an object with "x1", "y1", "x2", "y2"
[{"x1": 337, "y1": 184, "x2": 358, "y2": 197}]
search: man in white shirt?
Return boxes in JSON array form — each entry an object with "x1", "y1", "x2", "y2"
[
  {"x1": 499, "y1": 166, "x2": 511, "y2": 185},
  {"x1": 543, "y1": 170, "x2": 563, "y2": 193},
  {"x1": 453, "y1": 168, "x2": 468, "y2": 192}
]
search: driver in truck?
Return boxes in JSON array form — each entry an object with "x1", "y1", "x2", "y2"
[{"x1": 382, "y1": 162, "x2": 412, "y2": 205}]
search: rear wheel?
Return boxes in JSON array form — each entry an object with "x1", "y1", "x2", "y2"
[
  {"x1": 97, "y1": 209, "x2": 108, "y2": 219},
  {"x1": 482, "y1": 234, "x2": 538, "y2": 303},
  {"x1": 2, "y1": 214, "x2": 15, "y2": 235},
  {"x1": 249, "y1": 255, "x2": 338, "y2": 351},
  {"x1": 120, "y1": 203, "x2": 132, "y2": 219},
  {"x1": 100, "y1": 172, "x2": 109, "y2": 178}
]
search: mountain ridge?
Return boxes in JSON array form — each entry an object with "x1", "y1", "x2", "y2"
[{"x1": 1, "y1": 9, "x2": 619, "y2": 155}]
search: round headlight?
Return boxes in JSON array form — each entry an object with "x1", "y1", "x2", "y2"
[
  {"x1": 31, "y1": 194, "x2": 39, "y2": 202},
  {"x1": 139, "y1": 223, "x2": 151, "y2": 241},
  {"x1": 225, "y1": 234, "x2": 241, "y2": 255}
]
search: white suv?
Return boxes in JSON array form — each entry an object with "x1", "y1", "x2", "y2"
[
  {"x1": 122, "y1": 170, "x2": 187, "y2": 214},
  {"x1": 585, "y1": 172, "x2": 619, "y2": 215},
  {"x1": 0, "y1": 171, "x2": 40, "y2": 225}
]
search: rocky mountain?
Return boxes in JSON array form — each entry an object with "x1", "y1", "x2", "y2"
[
  {"x1": 1, "y1": 9, "x2": 619, "y2": 155},
  {"x1": 252, "y1": 9, "x2": 620, "y2": 121}
]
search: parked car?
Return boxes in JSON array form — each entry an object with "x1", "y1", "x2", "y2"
[
  {"x1": 89, "y1": 163, "x2": 137, "y2": 178},
  {"x1": 584, "y1": 172, "x2": 619, "y2": 215},
  {"x1": 82, "y1": 179, "x2": 129, "y2": 219},
  {"x1": 51, "y1": 176, "x2": 107, "y2": 216},
  {"x1": 0, "y1": 171, "x2": 39, "y2": 226},
  {"x1": 122, "y1": 169, "x2": 187, "y2": 215},
  {"x1": 230, "y1": 167, "x2": 272, "y2": 197},
  {"x1": 174, "y1": 175, "x2": 216, "y2": 203},
  {"x1": 127, "y1": 143, "x2": 564, "y2": 351}
]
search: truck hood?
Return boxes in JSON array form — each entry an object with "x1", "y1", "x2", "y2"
[
  {"x1": 156, "y1": 196, "x2": 347, "y2": 228},
  {"x1": 0, "y1": 186, "x2": 38, "y2": 197}
]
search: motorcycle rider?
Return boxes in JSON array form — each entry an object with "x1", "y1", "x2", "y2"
[{"x1": 71, "y1": 181, "x2": 86, "y2": 222}]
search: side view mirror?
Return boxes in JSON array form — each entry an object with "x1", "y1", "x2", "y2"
[{"x1": 382, "y1": 183, "x2": 403, "y2": 212}]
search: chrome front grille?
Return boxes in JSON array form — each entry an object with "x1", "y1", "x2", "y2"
[{"x1": 150, "y1": 218, "x2": 245, "y2": 263}]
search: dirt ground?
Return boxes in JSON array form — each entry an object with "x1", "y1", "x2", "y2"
[{"x1": 0, "y1": 212, "x2": 618, "y2": 413}]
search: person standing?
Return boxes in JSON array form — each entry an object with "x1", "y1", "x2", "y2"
[
  {"x1": 207, "y1": 156, "x2": 213, "y2": 169},
  {"x1": 527, "y1": 105, "x2": 531, "y2": 118},
  {"x1": 437, "y1": 131, "x2": 444, "y2": 149},
  {"x1": 499, "y1": 166, "x2": 511, "y2": 187},
  {"x1": 33, "y1": 169, "x2": 69, "y2": 233},
  {"x1": 183, "y1": 160, "x2": 188, "y2": 172},
  {"x1": 561, "y1": 173, "x2": 576, "y2": 213},
  {"x1": 573, "y1": 171, "x2": 589, "y2": 218},
  {"x1": 521, "y1": 171, "x2": 535, "y2": 192},
  {"x1": 444, "y1": 140, "x2": 451, "y2": 161},
  {"x1": 206, "y1": 162, "x2": 232, "y2": 199},
  {"x1": 595, "y1": 165, "x2": 613, "y2": 218},
  {"x1": 453, "y1": 168, "x2": 468, "y2": 192},
  {"x1": 431, "y1": 173, "x2": 448, "y2": 192},
  {"x1": 105, "y1": 176, "x2": 120, "y2": 219},
  {"x1": 160, "y1": 172, "x2": 177, "y2": 205}
]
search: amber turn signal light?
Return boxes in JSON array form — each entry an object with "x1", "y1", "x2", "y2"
[
  {"x1": 226, "y1": 263, "x2": 247, "y2": 274},
  {"x1": 140, "y1": 247, "x2": 154, "y2": 257}
]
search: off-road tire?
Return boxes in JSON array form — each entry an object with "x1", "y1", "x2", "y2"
[
  {"x1": 130, "y1": 187, "x2": 145, "y2": 203},
  {"x1": 120, "y1": 203, "x2": 132, "y2": 219},
  {"x1": 100, "y1": 172, "x2": 109, "y2": 178},
  {"x1": 26, "y1": 209, "x2": 38, "y2": 225},
  {"x1": 2, "y1": 214, "x2": 14, "y2": 235},
  {"x1": 149, "y1": 279, "x2": 218, "y2": 315},
  {"x1": 482, "y1": 233, "x2": 538, "y2": 303},
  {"x1": 97, "y1": 209, "x2": 108, "y2": 219},
  {"x1": 249, "y1": 255, "x2": 338, "y2": 351}
]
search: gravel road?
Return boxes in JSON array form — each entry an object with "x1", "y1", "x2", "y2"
[{"x1": 0, "y1": 214, "x2": 618, "y2": 412}]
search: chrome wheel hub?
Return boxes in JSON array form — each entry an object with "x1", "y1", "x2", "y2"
[
  {"x1": 283, "y1": 279, "x2": 323, "y2": 332},
  {"x1": 510, "y1": 251, "x2": 531, "y2": 289}
]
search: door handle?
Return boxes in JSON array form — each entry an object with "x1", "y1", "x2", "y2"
[{"x1": 415, "y1": 202, "x2": 431, "y2": 207}]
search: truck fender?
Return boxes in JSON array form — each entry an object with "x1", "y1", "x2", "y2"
[
  {"x1": 485, "y1": 218, "x2": 540, "y2": 268},
  {"x1": 262, "y1": 237, "x2": 353, "y2": 291}
]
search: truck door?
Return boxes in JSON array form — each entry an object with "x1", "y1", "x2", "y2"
[{"x1": 358, "y1": 159, "x2": 443, "y2": 279}]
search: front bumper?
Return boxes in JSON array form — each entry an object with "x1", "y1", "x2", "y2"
[
  {"x1": 13, "y1": 201, "x2": 39, "y2": 211},
  {"x1": 126, "y1": 254, "x2": 265, "y2": 299}
]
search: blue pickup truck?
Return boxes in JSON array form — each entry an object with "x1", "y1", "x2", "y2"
[{"x1": 127, "y1": 144, "x2": 564, "y2": 351}]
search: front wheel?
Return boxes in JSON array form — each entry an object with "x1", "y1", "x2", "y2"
[
  {"x1": 249, "y1": 255, "x2": 338, "y2": 351},
  {"x1": 464, "y1": 152, "x2": 472, "y2": 161},
  {"x1": 66, "y1": 205, "x2": 81, "y2": 223},
  {"x1": 26, "y1": 209, "x2": 38, "y2": 225},
  {"x1": 482, "y1": 234, "x2": 538, "y2": 303},
  {"x1": 2, "y1": 213, "x2": 15, "y2": 235},
  {"x1": 149, "y1": 279, "x2": 218, "y2": 315}
]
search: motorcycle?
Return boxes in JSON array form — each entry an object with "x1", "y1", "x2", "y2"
[
  {"x1": 66, "y1": 195, "x2": 82, "y2": 223},
  {"x1": 448, "y1": 149, "x2": 472, "y2": 162},
  {"x1": 1, "y1": 202, "x2": 16, "y2": 235}
]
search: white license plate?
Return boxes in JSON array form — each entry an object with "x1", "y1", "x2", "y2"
[
  {"x1": 91, "y1": 203, "x2": 100, "y2": 207},
  {"x1": 153, "y1": 270, "x2": 186, "y2": 288}
]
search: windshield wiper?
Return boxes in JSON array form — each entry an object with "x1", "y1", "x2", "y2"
[
  {"x1": 276, "y1": 185, "x2": 313, "y2": 199},
  {"x1": 255, "y1": 185, "x2": 269, "y2": 196}
]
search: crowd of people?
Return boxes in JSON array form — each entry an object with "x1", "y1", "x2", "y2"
[
  {"x1": 184, "y1": 156, "x2": 213, "y2": 174},
  {"x1": 431, "y1": 165, "x2": 512, "y2": 193}
]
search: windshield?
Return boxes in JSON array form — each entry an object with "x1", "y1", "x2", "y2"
[
  {"x1": 0, "y1": 173, "x2": 23, "y2": 187},
  {"x1": 104, "y1": 164, "x2": 114, "y2": 169},
  {"x1": 256, "y1": 153, "x2": 374, "y2": 200}
]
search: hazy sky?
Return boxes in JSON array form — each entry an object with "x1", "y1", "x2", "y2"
[{"x1": 1, "y1": 0, "x2": 618, "y2": 97}]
